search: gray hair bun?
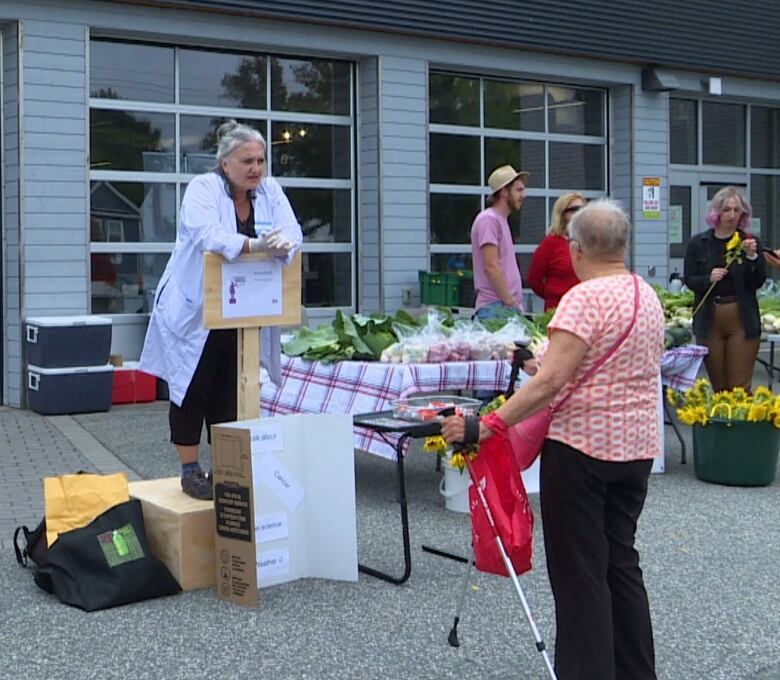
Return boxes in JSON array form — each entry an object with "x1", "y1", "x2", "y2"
[
  {"x1": 215, "y1": 120, "x2": 266, "y2": 162},
  {"x1": 217, "y1": 119, "x2": 241, "y2": 143}
]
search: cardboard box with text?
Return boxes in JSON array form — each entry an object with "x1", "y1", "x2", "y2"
[{"x1": 212, "y1": 413, "x2": 357, "y2": 607}]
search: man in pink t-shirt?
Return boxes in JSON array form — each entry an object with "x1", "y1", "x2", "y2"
[{"x1": 471, "y1": 164, "x2": 529, "y2": 319}]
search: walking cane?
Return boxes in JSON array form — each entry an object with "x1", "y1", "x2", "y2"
[
  {"x1": 447, "y1": 549, "x2": 474, "y2": 647},
  {"x1": 464, "y1": 455, "x2": 557, "y2": 680},
  {"x1": 445, "y1": 342, "x2": 533, "y2": 650}
]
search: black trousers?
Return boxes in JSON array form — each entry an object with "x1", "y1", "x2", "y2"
[
  {"x1": 169, "y1": 329, "x2": 238, "y2": 446},
  {"x1": 540, "y1": 439, "x2": 656, "y2": 680}
]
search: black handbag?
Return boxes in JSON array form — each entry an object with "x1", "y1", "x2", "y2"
[{"x1": 17, "y1": 499, "x2": 181, "y2": 611}]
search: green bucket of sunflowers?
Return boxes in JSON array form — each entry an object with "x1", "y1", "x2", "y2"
[{"x1": 667, "y1": 380, "x2": 780, "y2": 486}]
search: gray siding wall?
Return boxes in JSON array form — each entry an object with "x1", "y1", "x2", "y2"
[
  {"x1": 378, "y1": 56, "x2": 428, "y2": 311},
  {"x1": 1, "y1": 18, "x2": 88, "y2": 406},
  {"x1": 3, "y1": 23, "x2": 21, "y2": 406},
  {"x1": 23, "y1": 19, "x2": 88, "y2": 319},
  {"x1": 632, "y1": 90, "x2": 670, "y2": 288},
  {"x1": 611, "y1": 85, "x2": 669, "y2": 288},
  {"x1": 357, "y1": 57, "x2": 380, "y2": 312},
  {"x1": 611, "y1": 86, "x2": 633, "y2": 267}
]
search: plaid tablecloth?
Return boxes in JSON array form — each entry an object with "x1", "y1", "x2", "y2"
[
  {"x1": 660, "y1": 344, "x2": 708, "y2": 390},
  {"x1": 261, "y1": 357, "x2": 513, "y2": 459},
  {"x1": 261, "y1": 346, "x2": 707, "y2": 460}
]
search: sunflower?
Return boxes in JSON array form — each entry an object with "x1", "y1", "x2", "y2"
[
  {"x1": 423, "y1": 436, "x2": 448, "y2": 454},
  {"x1": 725, "y1": 231, "x2": 742, "y2": 252},
  {"x1": 747, "y1": 404, "x2": 769, "y2": 422},
  {"x1": 450, "y1": 452, "x2": 466, "y2": 471}
]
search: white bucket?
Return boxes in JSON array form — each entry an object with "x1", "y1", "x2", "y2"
[{"x1": 439, "y1": 458, "x2": 472, "y2": 513}]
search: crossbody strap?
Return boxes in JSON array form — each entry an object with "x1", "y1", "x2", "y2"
[{"x1": 552, "y1": 273, "x2": 640, "y2": 413}]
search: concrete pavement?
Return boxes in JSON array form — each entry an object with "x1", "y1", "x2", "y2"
[{"x1": 1, "y1": 400, "x2": 779, "y2": 679}]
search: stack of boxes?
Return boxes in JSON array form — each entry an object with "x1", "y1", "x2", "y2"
[{"x1": 25, "y1": 316, "x2": 114, "y2": 415}]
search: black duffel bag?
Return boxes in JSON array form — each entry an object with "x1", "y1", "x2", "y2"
[
  {"x1": 14, "y1": 517, "x2": 49, "y2": 568},
  {"x1": 16, "y1": 499, "x2": 181, "y2": 611}
]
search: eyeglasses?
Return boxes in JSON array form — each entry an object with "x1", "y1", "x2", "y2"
[{"x1": 564, "y1": 205, "x2": 584, "y2": 214}]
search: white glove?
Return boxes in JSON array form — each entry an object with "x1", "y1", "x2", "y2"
[
  {"x1": 264, "y1": 230, "x2": 294, "y2": 257},
  {"x1": 247, "y1": 228, "x2": 282, "y2": 254}
]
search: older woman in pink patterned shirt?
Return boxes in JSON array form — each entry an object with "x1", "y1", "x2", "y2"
[{"x1": 443, "y1": 199, "x2": 665, "y2": 680}]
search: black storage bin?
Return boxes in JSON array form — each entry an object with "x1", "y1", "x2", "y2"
[
  {"x1": 25, "y1": 316, "x2": 112, "y2": 368},
  {"x1": 27, "y1": 364, "x2": 113, "y2": 415}
]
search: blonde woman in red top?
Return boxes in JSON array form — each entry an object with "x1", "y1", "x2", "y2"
[{"x1": 527, "y1": 193, "x2": 586, "y2": 310}]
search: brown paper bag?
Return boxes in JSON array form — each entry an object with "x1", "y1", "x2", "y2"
[{"x1": 44, "y1": 472, "x2": 130, "y2": 547}]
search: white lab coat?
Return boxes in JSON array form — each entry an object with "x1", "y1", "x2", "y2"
[{"x1": 139, "y1": 172, "x2": 302, "y2": 406}]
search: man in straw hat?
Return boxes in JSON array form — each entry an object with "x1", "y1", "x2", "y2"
[{"x1": 470, "y1": 164, "x2": 529, "y2": 320}]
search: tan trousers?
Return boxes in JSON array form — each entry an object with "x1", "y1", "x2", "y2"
[{"x1": 700, "y1": 301, "x2": 760, "y2": 392}]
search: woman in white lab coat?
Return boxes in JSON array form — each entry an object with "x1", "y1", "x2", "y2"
[{"x1": 140, "y1": 120, "x2": 302, "y2": 500}]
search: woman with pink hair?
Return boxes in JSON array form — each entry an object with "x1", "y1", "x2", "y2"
[{"x1": 683, "y1": 186, "x2": 765, "y2": 391}]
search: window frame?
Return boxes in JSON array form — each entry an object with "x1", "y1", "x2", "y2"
[
  {"x1": 88, "y1": 37, "x2": 357, "y2": 315},
  {"x1": 428, "y1": 71, "x2": 608, "y2": 265}
]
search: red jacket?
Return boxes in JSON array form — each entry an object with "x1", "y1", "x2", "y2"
[{"x1": 527, "y1": 234, "x2": 579, "y2": 310}]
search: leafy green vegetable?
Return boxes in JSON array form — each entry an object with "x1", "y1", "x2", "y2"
[
  {"x1": 652, "y1": 285, "x2": 695, "y2": 319},
  {"x1": 282, "y1": 326, "x2": 339, "y2": 357},
  {"x1": 393, "y1": 310, "x2": 418, "y2": 327},
  {"x1": 362, "y1": 330, "x2": 396, "y2": 358},
  {"x1": 283, "y1": 310, "x2": 424, "y2": 363},
  {"x1": 334, "y1": 310, "x2": 374, "y2": 358}
]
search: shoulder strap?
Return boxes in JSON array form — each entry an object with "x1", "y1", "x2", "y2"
[
  {"x1": 14, "y1": 525, "x2": 30, "y2": 567},
  {"x1": 553, "y1": 273, "x2": 640, "y2": 412}
]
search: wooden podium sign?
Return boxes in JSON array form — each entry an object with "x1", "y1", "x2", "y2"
[
  {"x1": 203, "y1": 251, "x2": 301, "y2": 329},
  {"x1": 203, "y1": 251, "x2": 301, "y2": 420}
]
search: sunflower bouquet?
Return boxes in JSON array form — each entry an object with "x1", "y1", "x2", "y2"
[
  {"x1": 691, "y1": 231, "x2": 746, "y2": 318},
  {"x1": 667, "y1": 379, "x2": 780, "y2": 428},
  {"x1": 423, "y1": 393, "x2": 507, "y2": 471}
]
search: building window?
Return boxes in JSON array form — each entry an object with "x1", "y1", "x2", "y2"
[
  {"x1": 702, "y1": 101, "x2": 746, "y2": 167},
  {"x1": 670, "y1": 98, "x2": 747, "y2": 168},
  {"x1": 89, "y1": 39, "x2": 355, "y2": 314},
  {"x1": 752, "y1": 175, "x2": 780, "y2": 255},
  {"x1": 428, "y1": 71, "x2": 607, "y2": 284},
  {"x1": 751, "y1": 106, "x2": 780, "y2": 170},
  {"x1": 670, "y1": 98, "x2": 698, "y2": 165}
]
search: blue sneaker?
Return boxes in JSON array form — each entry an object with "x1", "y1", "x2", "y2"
[{"x1": 181, "y1": 469, "x2": 213, "y2": 501}]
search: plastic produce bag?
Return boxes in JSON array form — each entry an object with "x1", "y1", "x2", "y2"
[
  {"x1": 420, "y1": 308, "x2": 452, "y2": 363},
  {"x1": 443, "y1": 319, "x2": 487, "y2": 362},
  {"x1": 487, "y1": 317, "x2": 531, "y2": 360}
]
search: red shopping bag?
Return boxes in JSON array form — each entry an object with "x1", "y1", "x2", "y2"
[
  {"x1": 506, "y1": 407, "x2": 551, "y2": 471},
  {"x1": 468, "y1": 433, "x2": 534, "y2": 577}
]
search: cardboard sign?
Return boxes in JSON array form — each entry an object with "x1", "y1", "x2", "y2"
[{"x1": 212, "y1": 413, "x2": 357, "y2": 608}]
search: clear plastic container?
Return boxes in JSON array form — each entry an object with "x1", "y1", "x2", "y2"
[{"x1": 391, "y1": 395, "x2": 482, "y2": 421}]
